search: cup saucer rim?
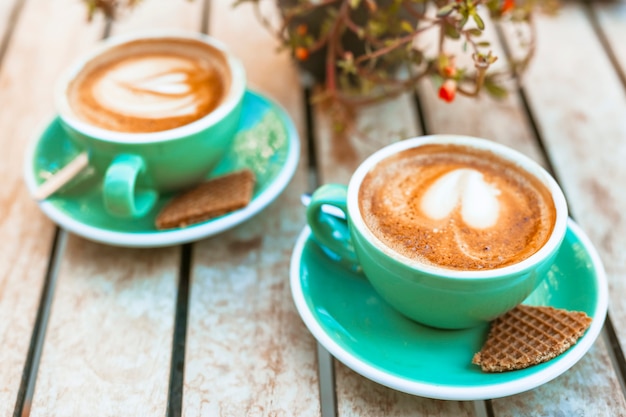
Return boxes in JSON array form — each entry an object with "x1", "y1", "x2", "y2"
[
  {"x1": 24, "y1": 89, "x2": 300, "y2": 247},
  {"x1": 289, "y1": 218, "x2": 608, "y2": 400}
]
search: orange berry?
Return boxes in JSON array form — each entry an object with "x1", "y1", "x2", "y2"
[
  {"x1": 295, "y1": 47, "x2": 309, "y2": 61},
  {"x1": 442, "y1": 65, "x2": 457, "y2": 77},
  {"x1": 438, "y1": 79, "x2": 457, "y2": 103},
  {"x1": 501, "y1": 0, "x2": 515, "y2": 13}
]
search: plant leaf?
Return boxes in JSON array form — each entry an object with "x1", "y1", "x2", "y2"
[
  {"x1": 437, "y1": 4, "x2": 455, "y2": 16},
  {"x1": 484, "y1": 80, "x2": 508, "y2": 98},
  {"x1": 472, "y1": 13, "x2": 485, "y2": 30},
  {"x1": 444, "y1": 22, "x2": 461, "y2": 39},
  {"x1": 401, "y1": 20, "x2": 414, "y2": 33}
]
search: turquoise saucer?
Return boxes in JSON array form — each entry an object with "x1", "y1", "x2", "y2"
[
  {"x1": 290, "y1": 219, "x2": 608, "y2": 400},
  {"x1": 24, "y1": 90, "x2": 300, "y2": 247}
]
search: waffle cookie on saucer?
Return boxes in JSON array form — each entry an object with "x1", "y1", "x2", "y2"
[
  {"x1": 472, "y1": 305, "x2": 592, "y2": 373},
  {"x1": 156, "y1": 169, "x2": 255, "y2": 229}
]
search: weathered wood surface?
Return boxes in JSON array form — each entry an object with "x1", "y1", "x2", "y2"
[
  {"x1": 0, "y1": 0, "x2": 103, "y2": 415},
  {"x1": 589, "y1": 0, "x2": 626, "y2": 357},
  {"x1": 27, "y1": 0, "x2": 202, "y2": 415},
  {"x1": 181, "y1": 2, "x2": 320, "y2": 416},
  {"x1": 492, "y1": 3, "x2": 626, "y2": 415},
  {"x1": 0, "y1": 0, "x2": 625, "y2": 416}
]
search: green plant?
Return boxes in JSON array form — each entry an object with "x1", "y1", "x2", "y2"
[{"x1": 244, "y1": 0, "x2": 557, "y2": 107}]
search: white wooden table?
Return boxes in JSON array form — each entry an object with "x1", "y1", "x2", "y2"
[{"x1": 1, "y1": 0, "x2": 626, "y2": 415}]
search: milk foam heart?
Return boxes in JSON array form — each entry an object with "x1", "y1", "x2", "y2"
[
  {"x1": 92, "y1": 56, "x2": 206, "y2": 119},
  {"x1": 420, "y1": 168, "x2": 501, "y2": 229},
  {"x1": 66, "y1": 38, "x2": 231, "y2": 133},
  {"x1": 358, "y1": 144, "x2": 557, "y2": 271}
]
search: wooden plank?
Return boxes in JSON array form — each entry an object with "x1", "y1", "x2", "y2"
[
  {"x1": 182, "y1": 1, "x2": 319, "y2": 416},
  {"x1": 29, "y1": 242, "x2": 180, "y2": 416},
  {"x1": 0, "y1": 0, "x2": 104, "y2": 415},
  {"x1": 315, "y1": 94, "x2": 420, "y2": 184},
  {"x1": 27, "y1": 0, "x2": 204, "y2": 415},
  {"x1": 490, "y1": 341, "x2": 623, "y2": 417},
  {"x1": 336, "y1": 365, "x2": 480, "y2": 417},
  {"x1": 475, "y1": 3, "x2": 626, "y2": 414},
  {"x1": 183, "y1": 203, "x2": 318, "y2": 416}
]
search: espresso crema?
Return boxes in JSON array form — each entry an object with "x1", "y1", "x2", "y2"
[
  {"x1": 66, "y1": 38, "x2": 231, "y2": 133},
  {"x1": 358, "y1": 144, "x2": 557, "y2": 271}
]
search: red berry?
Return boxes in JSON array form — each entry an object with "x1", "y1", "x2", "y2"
[{"x1": 439, "y1": 80, "x2": 457, "y2": 103}]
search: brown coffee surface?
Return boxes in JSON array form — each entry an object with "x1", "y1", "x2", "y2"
[
  {"x1": 358, "y1": 144, "x2": 557, "y2": 271},
  {"x1": 67, "y1": 38, "x2": 231, "y2": 133}
]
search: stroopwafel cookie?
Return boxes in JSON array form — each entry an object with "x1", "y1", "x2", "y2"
[
  {"x1": 156, "y1": 169, "x2": 256, "y2": 229},
  {"x1": 472, "y1": 304, "x2": 592, "y2": 373}
]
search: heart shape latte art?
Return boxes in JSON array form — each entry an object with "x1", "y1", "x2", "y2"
[
  {"x1": 67, "y1": 38, "x2": 230, "y2": 133},
  {"x1": 420, "y1": 168, "x2": 501, "y2": 229},
  {"x1": 94, "y1": 56, "x2": 212, "y2": 119}
]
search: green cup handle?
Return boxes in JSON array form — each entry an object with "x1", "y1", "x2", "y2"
[
  {"x1": 103, "y1": 154, "x2": 158, "y2": 218},
  {"x1": 306, "y1": 184, "x2": 361, "y2": 272}
]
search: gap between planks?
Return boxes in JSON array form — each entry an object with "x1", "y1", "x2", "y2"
[
  {"x1": 585, "y1": 1, "x2": 626, "y2": 92},
  {"x1": 166, "y1": 0, "x2": 210, "y2": 415},
  {"x1": 303, "y1": 85, "x2": 339, "y2": 417},
  {"x1": 167, "y1": 244, "x2": 193, "y2": 417},
  {"x1": 12, "y1": 230, "x2": 67, "y2": 417}
]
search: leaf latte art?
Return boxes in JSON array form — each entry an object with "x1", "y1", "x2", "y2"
[
  {"x1": 67, "y1": 38, "x2": 231, "y2": 133},
  {"x1": 358, "y1": 145, "x2": 557, "y2": 271}
]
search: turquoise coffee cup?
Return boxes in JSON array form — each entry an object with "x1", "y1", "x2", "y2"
[
  {"x1": 307, "y1": 136, "x2": 568, "y2": 329},
  {"x1": 55, "y1": 31, "x2": 246, "y2": 218}
]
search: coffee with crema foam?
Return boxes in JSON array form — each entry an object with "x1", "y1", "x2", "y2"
[
  {"x1": 66, "y1": 38, "x2": 231, "y2": 133},
  {"x1": 358, "y1": 144, "x2": 556, "y2": 271}
]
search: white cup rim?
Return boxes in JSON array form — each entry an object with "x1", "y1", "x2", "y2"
[
  {"x1": 347, "y1": 135, "x2": 569, "y2": 279},
  {"x1": 54, "y1": 29, "x2": 246, "y2": 144}
]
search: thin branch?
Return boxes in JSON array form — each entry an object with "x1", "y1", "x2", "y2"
[{"x1": 354, "y1": 22, "x2": 438, "y2": 65}]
